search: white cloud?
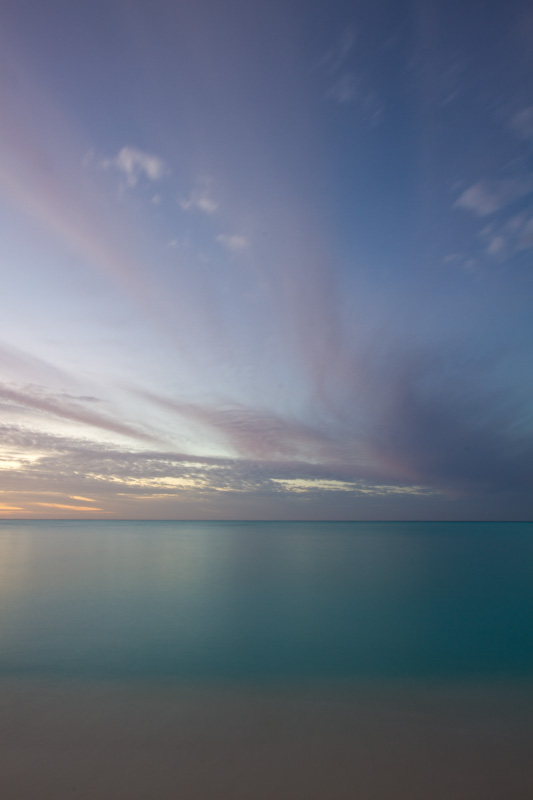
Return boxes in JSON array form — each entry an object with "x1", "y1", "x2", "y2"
[
  {"x1": 101, "y1": 146, "x2": 167, "y2": 187},
  {"x1": 454, "y1": 179, "x2": 531, "y2": 217},
  {"x1": 179, "y1": 178, "x2": 218, "y2": 214},
  {"x1": 216, "y1": 234, "x2": 248, "y2": 253}
]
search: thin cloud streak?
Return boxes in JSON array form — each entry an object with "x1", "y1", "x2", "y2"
[
  {"x1": 0, "y1": 384, "x2": 157, "y2": 444},
  {"x1": 136, "y1": 389, "x2": 348, "y2": 462}
]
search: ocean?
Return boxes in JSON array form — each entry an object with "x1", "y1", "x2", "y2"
[{"x1": 1, "y1": 520, "x2": 533, "y2": 798}]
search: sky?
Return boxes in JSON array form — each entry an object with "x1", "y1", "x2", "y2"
[{"x1": 0, "y1": 0, "x2": 532, "y2": 520}]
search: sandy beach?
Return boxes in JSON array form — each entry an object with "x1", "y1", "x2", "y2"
[{"x1": 1, "y1": 678, "x2": 532, "y2": 799}]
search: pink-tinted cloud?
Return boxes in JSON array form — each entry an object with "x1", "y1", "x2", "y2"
[{"x1": 0, "y1": 384, "x2": 156, "y2": 443}]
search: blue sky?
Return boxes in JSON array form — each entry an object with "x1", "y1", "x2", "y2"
[{"x1": 0, "y1": 0, "x2": 532, "y2": 519}]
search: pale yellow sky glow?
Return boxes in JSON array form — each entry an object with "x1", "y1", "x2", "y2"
[
  {"x1": 89, "y1": 475, "x2": 210, "y2": 491},
  {"x1": 272, "y1": 479, "x2": 356, "y2": 493},
  {"x1": 33, "y1": 503, "x2": 106, "y2": 512}
]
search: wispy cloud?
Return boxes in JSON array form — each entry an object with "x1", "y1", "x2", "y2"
[
  {"x1": 485, "y1": 234, "x2": 506, "y2": 257},
  {"x1": 359, "y1": 346, "x2": 533, "y2": 498},
  {"x1": 509, "y1": 107, "x2": 533, "y2": 141},
  {"x1": 34, "y1": 502, "x2": 105, "y2": 512},
  {"x1": 1, "y1": 344, "x2": 531, "y2": 520},
  {"x1": 0, "y1": 342, "x2": 72, "y2": 385},
  {"x1": 216, "y1": 234, "x2": 248, "y2": 253},
  {"x1": 518, "y1": 216, "x2": 533, "y2": 249},
  {"x1": 326, "y1": 73, "x2": 384, "y2": 124},
  {"x1": 454, "y1": 179, "x2": 532, "y2": 217},
  {"x1": 179, "y1": 177, "x2": 218, "y2": 214},
  {"x1": 135, "y1": 390, "x2": 343, "y2": 462},
  {"x1": 477, "y1": 212, "x2": 533, "y2": 258},
  {"x1": 326, "y1": 72, "x2": 357, "y2": 104},
  {"x1": 319, "y1": 28, "x2": 356, "y2": 73},
  {"x1": 319, "y1": 27, "x2": 384, "y2": 125},
  {"x1": 100, "y1": 146, "x2": 168, "y2": 187},
  {"x1": 0, "y1": 384, "x2": 156, "y2": 444}
]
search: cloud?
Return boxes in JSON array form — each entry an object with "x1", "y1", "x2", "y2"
[
  {"x1": 0, "y1": 341, "x2": 80, "y2": 388},
  {"x1": 454, "y1": 179, "x2": 532, "y2": 217},
  {"x1": 441, "y1": 253, "x2": 464, "y2": 266},
  {"x1": 179, "y1": 178, "x2": 218, "y2": 214},
  {"x1": 509, "y1": 107, "x2": 533, "y2": 141},
  {"x1": 0, "y1": 71, "x2": 172, "y2": 319},
  {"x1": 0, "y1": 383, "x2": 156, "y2": 444},
  {"x1": 319, "y1": 29, "x2": 383, "y2": 124},
  {"x1": 319, "y1": 28, "x2": 356, "y2": 73},
  {"x1": 326, "y1": 72, "x2": 357, "y2": 104},
  {"x1": 1, "y1": 334, "x2": 532, "y2": 522},
  {"x1": 0, "y1": 421, "x2": 425, "y2": 510},
  {"x1": 272, "y1": 478, "x2": 355, "y2": 493},
  {"x1": 326, "y1": 74, "x2": 384, "y2": 125},
  {"x1": 216, "y1": 234, "x2": 248, "y2": 253},
  {"x1": 477, "y1": 212, "x2": 533, "y2": 258},
  {"x1": 360, "y1": 346, "x2": 533, "y2": 499},
  {"x1": 517, "y1": 216, "x2": 533, "y2": 249},
  {"x1": 101, "y1": 146, "x2": 167, "y2": 187},
  {"x1": 135, "y1": 390, "x2": 343, "y2": 462},
  {"x1": 33, "y1": 502, "x2": 105, "y2": 512},
  {"x1": 271, "y1": 478, "x2": 434, "y2": 496},
  {"x1": 485, "y1": 235, "x2": 506, "y2": 257}
]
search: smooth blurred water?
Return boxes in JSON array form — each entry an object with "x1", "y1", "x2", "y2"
[{"x1": 1, "y1": 520, "x2": 533, "y2": 680}]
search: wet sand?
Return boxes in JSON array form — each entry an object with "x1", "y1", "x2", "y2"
[{"x1": 1, "y1": 678, "x2": 532, "y2": 799}]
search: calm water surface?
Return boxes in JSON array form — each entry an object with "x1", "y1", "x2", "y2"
[{"x1": 1, "y1": 521, "x2": 532, "y2": 680}]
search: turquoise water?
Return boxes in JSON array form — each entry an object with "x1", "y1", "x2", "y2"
[{"x1": 1, "y1": 520, "x2": 533, "y2": 680}]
